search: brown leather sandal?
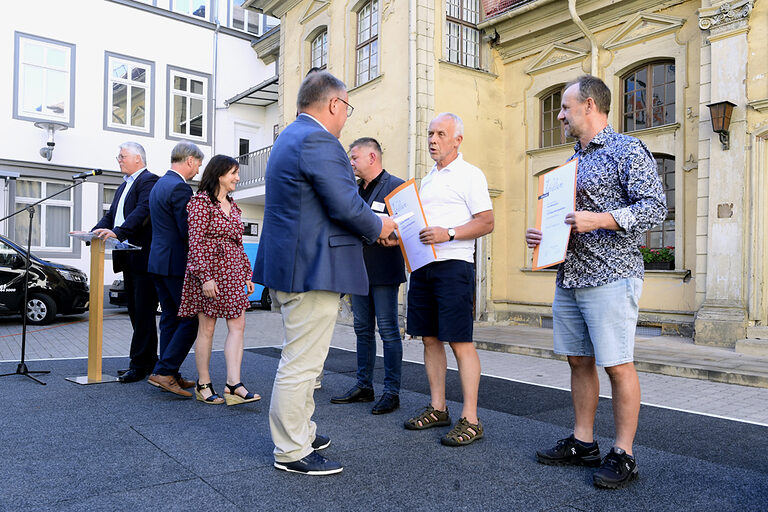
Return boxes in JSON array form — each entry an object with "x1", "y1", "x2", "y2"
[
  {"x1": 440, "y1": 417, "x2": 484, "y2": 446},
  {"x1": 404, "y1": 405, "x2": 451, "y2": 430}
]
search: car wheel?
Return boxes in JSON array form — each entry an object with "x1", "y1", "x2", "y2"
[
  {"x1": 260, "y1": 288, "x2": 272, "y2": 310},
  {"x1": 26, "y1": 293, "x2": 57, "y2": 325}
]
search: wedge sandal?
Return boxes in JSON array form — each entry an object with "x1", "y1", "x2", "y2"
[
  {"x1": 195, "y1": 381, "x2": 224, "y2": 405},
  {"x1": 224, "y1": 382, "x2": 261, "y2": 406},
  {"x1": 440, "y1": 417, "x2": 484, "y2": 446},
  {"x1": 404, "y1": 405, "x2": 451, "y2": 430}
]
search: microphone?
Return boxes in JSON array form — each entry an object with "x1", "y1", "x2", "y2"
[{"x1": 71, "y1": 169, "x2": 104, "y2": 180}]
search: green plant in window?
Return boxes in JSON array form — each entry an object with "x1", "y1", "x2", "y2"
[{"x1": 639, "y1": 246, "x2": 674, "y2": 263}]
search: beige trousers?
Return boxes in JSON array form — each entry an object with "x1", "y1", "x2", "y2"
[{"x1": 269, "y1": 289, "x2": 340, "y2": 463}]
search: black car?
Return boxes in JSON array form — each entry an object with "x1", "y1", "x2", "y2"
[{"x1": 0, "y1": 235, "x2": 90, "y2": 324}]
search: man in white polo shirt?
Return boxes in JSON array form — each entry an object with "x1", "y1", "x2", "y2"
[{"x1": 403, "y1": 112, "x2": 494, "y2": 447}]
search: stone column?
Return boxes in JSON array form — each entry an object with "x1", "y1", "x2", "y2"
[{"x1": 694, "y1": 0, "x2": 754, "y2": 347}]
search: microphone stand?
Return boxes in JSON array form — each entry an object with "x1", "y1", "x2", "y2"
[{"x1": 0, "y1": 177, "x2": 91, "y2": 385}]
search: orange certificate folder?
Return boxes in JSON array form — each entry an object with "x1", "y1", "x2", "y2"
[
  {"x1": 532, "y1": 158, "x2": 578, "y2": 270},
  {"x1": 384, "y1": 178, "x2": 437, "y2": 273}
]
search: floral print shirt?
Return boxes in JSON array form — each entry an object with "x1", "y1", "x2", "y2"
[{"x1": 557, "y1": 125, "x2": 667, "y2": 289}]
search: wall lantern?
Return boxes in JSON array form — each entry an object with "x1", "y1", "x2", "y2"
[{"x1": 707, "y1": 100, "x2": 736, "y2": 150}]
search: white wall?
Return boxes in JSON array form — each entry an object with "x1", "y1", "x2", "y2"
[{"x1": 0, "y1": 0, "x2": 277, "y2": 282}]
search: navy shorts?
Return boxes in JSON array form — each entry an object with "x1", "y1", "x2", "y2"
[{"x1": 406, "y1": 259, "x2": 474, "y2": 342}]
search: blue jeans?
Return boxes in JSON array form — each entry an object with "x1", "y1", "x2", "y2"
[
  {"x1": 350, "y1": 285, "x2": 403, "y2": 396},
  {"x1": 553, "y1": 278, "x2": 643, "y2": 367}
]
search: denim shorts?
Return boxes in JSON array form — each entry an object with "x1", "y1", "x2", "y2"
[
  {"x1": 552, "y1": 278, "x2": 643, "y2": 367},
  {"x1": 406, "y1": 260, "x2": 474, "y2": 342}
]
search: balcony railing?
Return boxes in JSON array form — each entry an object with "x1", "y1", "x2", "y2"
[{"x1": 236, "y1": 144, "x2": 272, "y2": 189}]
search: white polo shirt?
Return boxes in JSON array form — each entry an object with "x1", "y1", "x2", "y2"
[{"x1": 419, "y1": 153, "x2": 492, "y2": 263}]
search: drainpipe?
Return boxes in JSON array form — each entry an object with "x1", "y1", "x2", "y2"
[
  {"x1": 407, "y1": 0, "x2": 416, "y2": 181},
  {"x1": 212, "y1": 8, "x2": 221, "y2": 153},
  {"x1": 567, "y1": 0, "x2": 598, "y2": 76}
]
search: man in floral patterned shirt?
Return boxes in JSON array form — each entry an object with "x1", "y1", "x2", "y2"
[{"x1": 526, "y1": 75, "x2": 666, "y2": 489}]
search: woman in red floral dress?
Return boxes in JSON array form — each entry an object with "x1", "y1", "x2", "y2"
[{"x1": 178, "y1": 155, "x2": 260, "y2": 406}]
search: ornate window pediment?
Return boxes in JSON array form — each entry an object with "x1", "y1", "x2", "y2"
[
  {"x1": 525, "y1": 43, "x2": 587, "y2": 75},
  {"x1": 300, "y1": 0, "x2": 329, "y2": 24},
  {"x1": 604, "y1": 13, "x2": 685, "y2": 50}
]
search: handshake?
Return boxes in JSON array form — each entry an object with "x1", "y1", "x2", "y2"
[{"x1": 377, "y1": 216, "x2": 400, "y2": 247}]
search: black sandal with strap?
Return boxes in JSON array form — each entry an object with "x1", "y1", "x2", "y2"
[
  {"x1": 224, "y1": 382, "x2": 261, "y2": 406},
  {"x1": 195, "y1": 381, "x2": 224, "y2": 405}
]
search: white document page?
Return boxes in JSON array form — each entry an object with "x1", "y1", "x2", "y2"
[
  {"x1": 533, "y1": 158, "x2": 578, "y2": 270},
  {"x1": 385, "y1": 180, "x2": 436, "y2": 272}
]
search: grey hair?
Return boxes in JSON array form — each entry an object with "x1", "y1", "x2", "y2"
[
  {"x1": 434, "y1": 112, "x2": 464, "y2": 138},
  {"x1": 119, "y1": 142, "x2": 147, "y2": 166},
  {"x1": 170, "y1": 140, "x2": 204, "y2": 164},
  {"x1": 297, "y1": 71, "x2": 347, "y2": 111}
]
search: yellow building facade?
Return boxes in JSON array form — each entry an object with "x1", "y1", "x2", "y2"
[{"x1": 245, "y1": 0, "x2": 768, "y2": 349}]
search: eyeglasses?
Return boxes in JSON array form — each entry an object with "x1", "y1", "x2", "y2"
[
  {"x1": 115, "y1": 154, "x2": 128, "y2": 162},
  {"x1": 335, "y1": 97, "x2": 354, "y2": 117}
]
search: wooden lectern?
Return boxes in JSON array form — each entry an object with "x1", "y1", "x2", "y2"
[{"x1": 66, "y1": 233, "x2": 138, "y2": 385}]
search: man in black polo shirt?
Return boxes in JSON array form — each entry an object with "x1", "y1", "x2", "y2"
[{"x1": 330, "y1": 137, "x2": 406, "y2": 414}]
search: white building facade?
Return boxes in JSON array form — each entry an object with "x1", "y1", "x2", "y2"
[{"x1": 0, "y1": 0, "x2": 279, "y2": 283}]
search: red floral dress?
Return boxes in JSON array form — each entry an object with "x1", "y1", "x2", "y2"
[{"x1": 178, "y1": 192, "x2": 252, "y2": 319}]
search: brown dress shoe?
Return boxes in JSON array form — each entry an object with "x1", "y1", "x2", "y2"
[
  {"x1": 148, "y1": 374, "x2": 193, "y2": 397},
  {"x1": 176, "y1": 375, "x2": 195, "y2": 389}
]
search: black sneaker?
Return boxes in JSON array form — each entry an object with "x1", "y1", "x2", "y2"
[
  {"x1": 593, "y1": 447, "x2": 638, "y2": 489},
  {"x1": 536, "y1": 434, "x2": 601, "y2": 467},
  {"x1": 311, "y1": 434, "x2": 331, "y2": 451},
  {"x1": 274, "y1": 451, "x2": 343, "y2": 475}
]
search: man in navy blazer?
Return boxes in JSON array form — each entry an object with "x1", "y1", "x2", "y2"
[
  {"x1": 253, "y1": 72, "x2": 396, "y2": 476},
  {"x1": 146, "y1": 141, "x2": 204, "y2": 397},
  {"x1": 330, "y1": 138, "x2": 406, "y2": 415},
  {"x1": 93, "y1": 142, "x2": 159, "y2": 383}
]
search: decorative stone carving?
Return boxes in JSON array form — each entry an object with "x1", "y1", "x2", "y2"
[
  {"x1": 525, "y1": 43, "x2": 588, "y2": 75},
  {"x1": 698, "y1": 0, "x2": 753, "y2": 31}
]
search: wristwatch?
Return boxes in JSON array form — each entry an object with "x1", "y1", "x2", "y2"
[{"x1": 448, "y1": 227, "x2": 456, "y2": 241}]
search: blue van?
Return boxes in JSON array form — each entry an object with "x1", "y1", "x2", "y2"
[{"x1": 243, "y1": 242, "x2": 270, "y2": 310}]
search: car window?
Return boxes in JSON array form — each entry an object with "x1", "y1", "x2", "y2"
[{"x1": 0, "y1": 241, "x2": 18, "y2": 267}]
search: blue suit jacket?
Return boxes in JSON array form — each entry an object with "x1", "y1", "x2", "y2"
[
  {"x1": 147, "y1": 171, "x2": 193, "y2": 277},
  {"x1": 93, "y1": 168, "x2": 158, "y2": 273},
  {"x1": 253, "y1": 115, "x2": 382, "y2": 296}
]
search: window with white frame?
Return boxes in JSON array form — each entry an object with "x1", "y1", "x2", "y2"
[
  {"x1": 102, "y1": 185, "x2": 118, "y2": 219},
  {"x1": 169, "y1": 68, "x2": 208, "y2": 141},
  {"x1": 172, "y1": 0, "x2": 208, "y2": 19},
  {"x1": 356, "y1": 0, "x2": 379, "y2": 86},
  {"x1": 14, "y1": 180, "x2": 73, "y2": 250},
  {"x1": 311, "y1": 30, "x2": 328, "y2": 70},
  {"x1": 106, "y1": 54, "x2": 151, "y2": 133},
  {"x1": 446, "y1": 0, "x2": 481, "y2": 69},
  {"x1": 232, "y1": 3, "x2": 260, "y2": 34},
  {"x1": 14, "y1": 33, "x2": 74, "y2": 125}
]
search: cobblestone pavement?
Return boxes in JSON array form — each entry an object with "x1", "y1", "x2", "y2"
[{"x1": 2, "y1": 308, "x2": 766, "y2": 425}]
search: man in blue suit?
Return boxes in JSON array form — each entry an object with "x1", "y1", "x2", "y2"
[
  {"x1": 254, "y1": 72, "x2": 396, "y2": 476},
  {"x1": 93, "y1": 142, "x2": 159, "y2": 383},
  {"x1": 146, "y1": 141, "x2": 204, "y2": 397}
]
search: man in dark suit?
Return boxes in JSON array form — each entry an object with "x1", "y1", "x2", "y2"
[
  {"x1": 93, "y1": 142, "x2": 159, "y2": 383},
  {"x1": 146, "y1": 141, "x2": 204, "y2": 397},
  {"x1": 253, "y1": 72, "x2": 396, "y2": 476},
  {"x1": 330, "y1": 138, "x2": 406, "y2": 415}
]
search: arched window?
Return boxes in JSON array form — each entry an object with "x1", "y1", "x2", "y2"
[
  {"x1": 644, "y1": 154, "x2": 675, "y2": 250},
  {"x1": 621, "y1": 61, "x2": 675, "y2": 132},
  {"x1": 540, "y1": 88, "x2": 573, "y2": 148},
  {"x1": 311, "y1": 30, "x2": 328, "y2": 70}
]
